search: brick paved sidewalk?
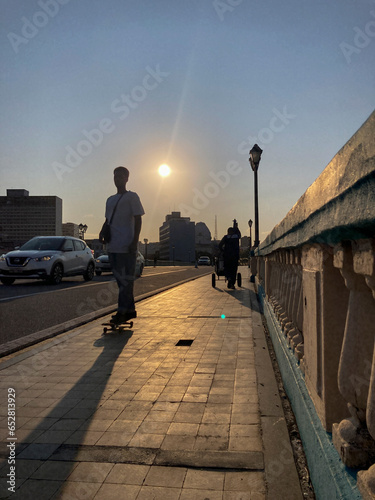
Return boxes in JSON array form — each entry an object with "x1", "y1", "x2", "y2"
[{"x1": 0, "y1": 268, "x2": 302, "y2": 499}]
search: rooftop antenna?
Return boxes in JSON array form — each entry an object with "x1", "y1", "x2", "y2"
[{"x1": 214, "y1": 215, "x2": 218, "y2": 240}]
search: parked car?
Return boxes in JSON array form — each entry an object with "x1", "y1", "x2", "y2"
[
  {"x1": 95, "y1": 251, "x2": 145, "y2": 277},
  {"x1": 136, "y1": 251, "x2": 145, "y2": 276},
  {"x1": 198, "y1": 256, "x2": 211, "y2": 266},
  {"x1": 95, "y1": 254, "x2": 111, "y2": 275},
  {"x1": 0, "y1": 236, "x2": 95, "y2": 285}
]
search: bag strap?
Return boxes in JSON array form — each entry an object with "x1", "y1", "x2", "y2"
[{"x1": 108, "y1": 193, "x2": 125, "y2": 224}]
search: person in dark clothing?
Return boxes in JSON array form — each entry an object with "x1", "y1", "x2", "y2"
[{"x1": 219, "y1": 220, "x2": 241, "y2": 289}]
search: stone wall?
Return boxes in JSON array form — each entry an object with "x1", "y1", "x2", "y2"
[{"x1": 254, "y1": 110, "x2": 375, "y2": 498}]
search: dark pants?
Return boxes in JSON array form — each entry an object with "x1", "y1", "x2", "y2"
[
  {"x1": 108, "y1": 252, "x2": 137, "y2": 314},
  {"x1": 224, "y1": 255, "x2": 238, "y2": 286}
]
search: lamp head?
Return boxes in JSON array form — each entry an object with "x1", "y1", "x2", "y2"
[{"x1": 249, "y1": 144, "x2": 263, "y2": 171}]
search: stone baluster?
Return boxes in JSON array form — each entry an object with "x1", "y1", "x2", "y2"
[
  {"x1": 332, "y1": 239, "x2": 375, "y2": 469},
  {"x1": 353, "y1": 240, "x2": 375, "y2": 500},
  {"x1": 288, "y1": 251, "x2": 304, "y2": 361},
  {"x1": 276, "y1": 251, "x2": 288, "y2": 323},
  {"x1": 271, "y1": 252, "x2": 283, "y2": 314}
]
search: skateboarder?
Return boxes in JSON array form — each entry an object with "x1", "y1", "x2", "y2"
[
  {"x1": 218, "y1": 220, "x2": 241, "y2": 289},
  {"x1": 101, "y1": 166, "x2": 144, "y2": 324}
]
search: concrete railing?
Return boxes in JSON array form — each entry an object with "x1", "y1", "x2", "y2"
[{"x1": 253, "y1": 110, "x2": 375, "y2": 499}]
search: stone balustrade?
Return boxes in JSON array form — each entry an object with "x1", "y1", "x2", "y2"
[{"x1": 253, "y1": 110, "x2": 375, "y2": 498}]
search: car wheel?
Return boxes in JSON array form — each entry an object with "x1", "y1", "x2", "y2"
[
  {"x1": 95, "y1": 270, "x2": 102, "y2": 276},
  {"x1": 49, "y1": 263, "x2": 63, "y2": 285},
  {"x1": 0, "y1": 277, "x2": 15, "y2": 285},
  {"x1": 83, "y1": 262, "x2": 95, "y2": 281}
]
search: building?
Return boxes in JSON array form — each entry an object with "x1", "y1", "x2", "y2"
[
  {"x1": 159, "y1": 212, "x2": 195, "y2": 262},
  {"x1": 195, "y1": 222, "x2": 212, "y2": 257},
  {"x1": 62, "y1": 223, "x2": 80, "y2": 238},
  {"x1": 240, "y1": 236, "x2": 250, "y2": 249},
  {"x1": 0, "y1": 189, "x2": 62, "y2": 251}
]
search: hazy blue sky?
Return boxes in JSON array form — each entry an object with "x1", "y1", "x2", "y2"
[{"x1": 1, "y1": 0, "x2": 374, "y2": 242}]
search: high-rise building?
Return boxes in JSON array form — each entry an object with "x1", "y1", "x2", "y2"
[
  {"x1": 0, "y1": 189, "x2": 63, "y2": 250},
  {"x1": 159, "y1": 212, "x2": 195, "y2": 262},
  {"x1": 62, "y1": 223, "x2": 80, "y2": 238},
  {"x1": 195, "y1": 222, "x2": 212, "y2": 257}
]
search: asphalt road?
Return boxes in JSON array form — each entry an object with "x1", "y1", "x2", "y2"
[{"x1": 0, "y1": 266, "x2": 212, "y2": 345}]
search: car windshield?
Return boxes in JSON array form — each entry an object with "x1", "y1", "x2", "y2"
[{"x1": 20, "y1": 237, "x2": 64, "y2": 251}]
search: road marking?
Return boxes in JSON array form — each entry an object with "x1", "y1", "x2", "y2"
[{"x1": 0, "y1": 268, "x2": 192, "y2": 302}]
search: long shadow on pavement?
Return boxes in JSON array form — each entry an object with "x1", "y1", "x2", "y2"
[{"x1": 8, "y1": 330, "x2": 132, "y2": 499}]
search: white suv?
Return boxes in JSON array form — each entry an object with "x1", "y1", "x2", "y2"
[{"x1": 0, "y1": 236, "x2": 95, "y2": 285}]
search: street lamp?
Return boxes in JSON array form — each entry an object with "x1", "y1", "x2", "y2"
[
  {"x1": 248, "y1": 219, "x2": 253, "y2": 269},
  {"x1": 78, "y1": 223, "x2": 87, "y2": 240},
  {"x1": 144, "y1": 238, "x2": 148, "y2": 264},
  {"x1": 248, "y1": 219, "x2": 253, "y2": 250},
  {"x1": 249, "y1": 144, "x2": 263, "y2": 248}
]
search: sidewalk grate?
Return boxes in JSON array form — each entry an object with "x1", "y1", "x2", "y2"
[{"x1": 175, "y1": 339, "x2": 194, "y2": 346}]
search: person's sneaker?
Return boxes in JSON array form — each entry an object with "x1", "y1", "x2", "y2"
[
  {"x1": 110, "y1": 312, "x2": 128, "y2": 324},
  {"x1": 125, "y1": 311, "x2": 137, "y2": 320},
  {"x1": 111, "y1": 311, "x2": 137, "y2": 324}
]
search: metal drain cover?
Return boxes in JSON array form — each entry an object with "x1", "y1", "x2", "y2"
[{"x1": 175, "y1": 339, "x2": 194, "y2": 346}]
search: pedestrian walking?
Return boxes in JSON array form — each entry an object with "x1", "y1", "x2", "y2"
[
  {"x1": 219, "y1": 219, "x2": 241, "y2": 289},
  {"x1": 101, "y1": 166, "x2": 144, "y2": 324}
]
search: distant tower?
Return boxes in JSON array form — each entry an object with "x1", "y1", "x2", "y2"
[{"x1": 214, "y1": 215, "x2": 218, "y2": 241}]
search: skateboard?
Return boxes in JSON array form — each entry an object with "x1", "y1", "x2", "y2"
[{"x1": 102, "y1": 321, "x2": 133, "y2": 334}]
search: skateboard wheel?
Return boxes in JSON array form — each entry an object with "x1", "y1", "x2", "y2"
[
  {"x1": 129, "y1": 321, "x2": 133, "y2": 328},
  {"x1": 103, "y1": 327, "x2": 108, "y2": 334}
]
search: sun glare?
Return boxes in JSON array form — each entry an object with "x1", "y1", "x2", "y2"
[{"x1": 158, "y1": 164, "x2": 171, "y2": 177}]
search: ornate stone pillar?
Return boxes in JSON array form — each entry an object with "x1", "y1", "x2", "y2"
[
  {"x1": 332, "y1": 239, "x2": 375, "y2": 469},
  {"x1": 302, "y1": 243, "x2": 348, "y2": 429}
]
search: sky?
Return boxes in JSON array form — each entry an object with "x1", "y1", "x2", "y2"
[{"x1": 1, "y1": 0, "x2": 374, "y2": 243}]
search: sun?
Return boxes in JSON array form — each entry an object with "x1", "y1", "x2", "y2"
[{"x1": 158, "y1": 164, "x2": 171, "y2": 177}]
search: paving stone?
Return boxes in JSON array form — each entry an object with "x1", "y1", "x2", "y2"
[
  {"x1": 94, "y1": 483, "x2": 141, "y2": 499},
  {"x1": 105, "y1": 463, "x2": 150, "y2": 484},
  {"x1": 67, "y1": 461, "x2": 113, "y2": 482},
  {"x1": 52, "y1": 480, "x2": 101, "y2": 499},
  {"x1": 0, "y1": 271, "x2": 304, "y2": 497},
  {"x1": 184, "y1": 468, "x2": 225, "y2": 490},
  {"x1": 144, "y1": 465, "x2": 187, "y2": 488},
  {"x1": 136, "y1": 485, "x2": 181, "y2": 500}
]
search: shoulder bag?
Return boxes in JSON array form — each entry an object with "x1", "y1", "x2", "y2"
[{"x1": 99, "y1": 194, "x2": 124, "y2": 244}]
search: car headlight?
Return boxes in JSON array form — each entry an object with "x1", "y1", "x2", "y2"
[
  {"x1": 0, "y1": 255, "x2": 6, "y2": 261},
  {"x1": 33, "y1": 255, "x2": 54, "y2": 262}
]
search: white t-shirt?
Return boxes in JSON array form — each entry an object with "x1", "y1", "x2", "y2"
[{"x1": 105, "y1": 191, "x2": 145, "y2": 253}]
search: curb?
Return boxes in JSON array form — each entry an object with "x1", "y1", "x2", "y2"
[{"x1": 0, "y1": 271, "x2": 211, "y2": 359}]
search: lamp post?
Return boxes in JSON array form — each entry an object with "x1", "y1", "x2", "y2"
[
  {"x1": 248, "y1": 219, "x2": 253, "y2": 268},
  {"x1": 144, "y1": 238, "x2": 148, "y2": 264},
  {"x1": 249, "y1": 144, "x2": 263, "y2": 248},
  {"x1": 248, "y1": 219, "x2": 253, "y2": 250},
  {"x1": 78, "y1": 223, "x2": 87, "y2": 240}
]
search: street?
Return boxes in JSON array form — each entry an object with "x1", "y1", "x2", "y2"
[{"x1": 0, "y1": 266, "x2": 212, "y2": 345}]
